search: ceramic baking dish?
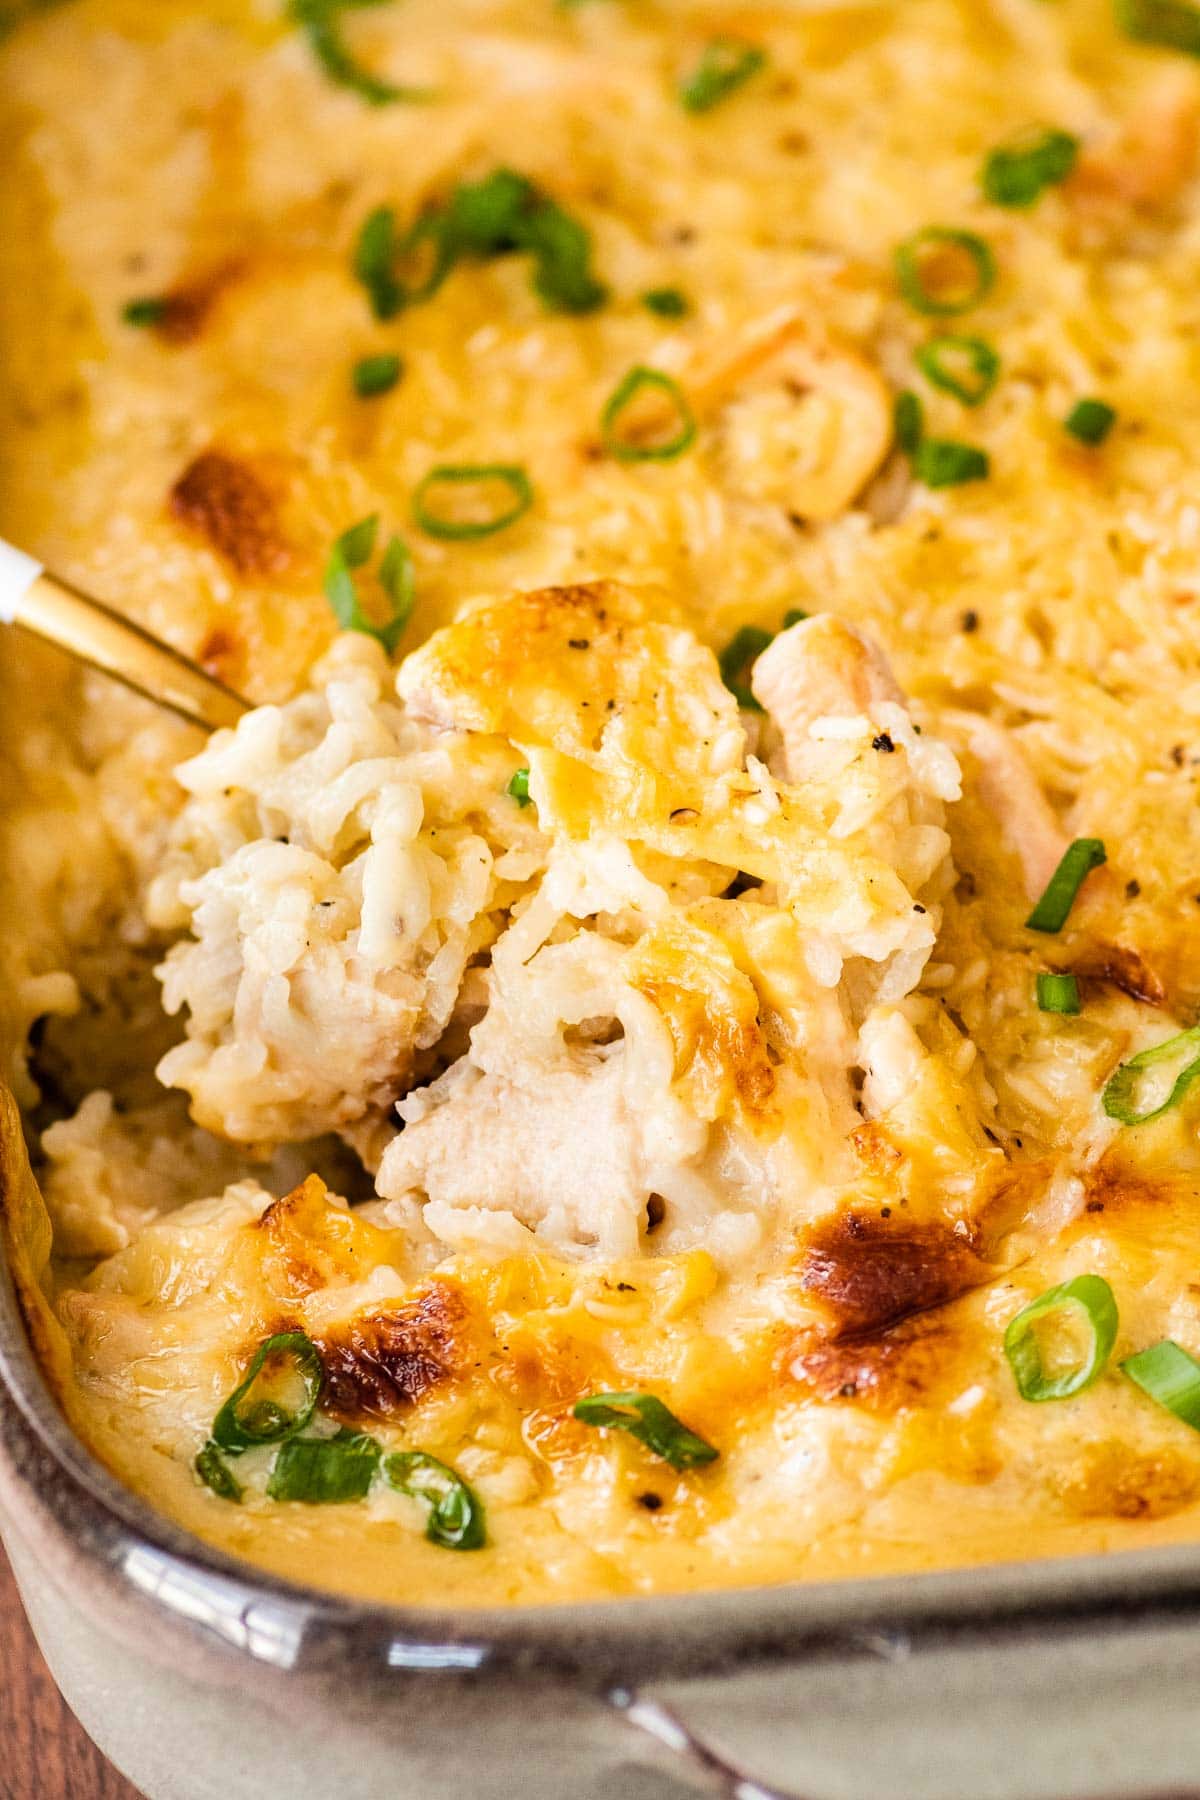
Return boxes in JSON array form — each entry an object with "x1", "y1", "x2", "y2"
[{"x1": 1, "y1": 1226, "x2": 1199, "y2": 1800}]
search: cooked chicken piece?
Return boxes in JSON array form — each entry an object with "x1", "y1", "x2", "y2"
[
  {"x1": 697, "y1": 307, "x2": 894, "y2": 522},
  {"x1": 944, "y1": 710, "x2": 1068, "y2": 903},
  {"x1": 1068, "y1": 70, "x2": 1200, "y2": 219},
  {"x1": 751, "y1": 614, "x2": 904, "y2": 780}
]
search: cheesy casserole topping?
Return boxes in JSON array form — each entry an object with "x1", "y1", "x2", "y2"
[{"x1": 6, "y1": 0, "x2": 1200, "y2": 1604}]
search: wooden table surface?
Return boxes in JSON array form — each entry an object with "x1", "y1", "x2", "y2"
[{"x1": 0, "y1": 1541, "x2": 142, "y2": 1799}]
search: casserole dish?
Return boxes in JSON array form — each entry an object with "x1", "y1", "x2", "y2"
[
  {"x1": 6, "y1": 1158, "x2": 1200, "y2": 1800},
  {"x1": 11, "y1": 1, "x2": 1200, "y2": 1791}
]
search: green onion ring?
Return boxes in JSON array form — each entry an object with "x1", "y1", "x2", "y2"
[
  {"x1": 915, "y1": 334, "x2": 1000, "y2": 407},
  {"x1": 1122, "y1": 1339, "x2": 1200, "y2": 1430},
  {"x1": 894, "y1": 227, "x2": 997, "y2": 318},
  {"x1": 267, "y1": 1430, "x2": 382, "y2": 1503},
  {"x1": 383, "y1": 1451, "x2": 487, "y2": 1549},
  {"x1": 1037, "y1": 971, "x2": 1080, "y2": 1015},
  {"x1": 1003, "y1": 1274, "x2": 1119, "y2": 1402},
  {"x1": 601, "y1": 365, "x2": 697, "y2": 463},
  {"x1": 411, "y1": 463, "x2": 534, "y2": 540},
  {"x1": 211, "y1": 1331, "x2": 324, "y2": 1453},
  {"x1": 1102, "y1": 1024, "x2": 1200, "y2": 1127}
]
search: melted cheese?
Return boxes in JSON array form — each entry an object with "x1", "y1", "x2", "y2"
[{"x1": 6, "y1": 0, "x2": 1200, "y2": 1607}]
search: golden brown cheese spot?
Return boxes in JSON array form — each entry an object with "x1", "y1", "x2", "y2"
[
  {"x1": 169, "y1": 448, "x2": 289, "y2": 575},
  {"x1": 145, "y1": 258, "x2": 247, "y2": 346},
  {"x1": 251, "y1": 1175, "x2": 402, "y2": 1304},
  {"x1": 1071, "y1": 943, "x2": 1166, "y2": 1008},
  {"x1": 1051, "y1": 1441, "x2": 1200, "y2": 1521},
  {"x1": 198, "y1": 623, "x2": 242, "y2": 683},
  {"x1": 798, "y1": 1212, "x2": 990, "y2": 1337},
  {"x1": 315, "y1": 1283, "x2": 470, "y2": 1425},
  {"x1": 786, "y1": 1314, "x2": 958, "y2": 1413},
  {"x1": 401, "y1": 580, "x2": 656, "y2": 742},
  {"x1": 627, "y1": 915, "x2": 777, "y2": 1124}
]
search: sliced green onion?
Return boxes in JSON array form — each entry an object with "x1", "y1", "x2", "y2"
[
  {"x1": 1114, "y1": 0, "x2": 1200, "y2": 56},
  {"x1": 1037, "y1": 971, "x2": 1080, "y2": 1014},
  {"x1": 717, "y1": 624, "x2": 773, "y2": 711},
  {"x1": 287, "y1": 0, "x2": 427, "y2": 106},
  {"x1": 573, "y1": 1391, "x2": 719, "y2": 1469},
  {"x1": 601, "y1": 366, "x2": 696, "y2": 463},
  {"x1": 122, "y1": 297, "x2": 168, "y2": 328},
  {"x1": 507, "y1": 767, "x2": 532, "y2": 807},
  {"x1": 324, "y1": 514, "x2": 415, "y2": 654},
  {"x1": 1003, "y1": 1274, "x2": 1118, "y2": 1401},
  {"x1": 641, "y1": 286, "x2": 690, "y2": 318},
  {"x1": 679, "y1": 38, "x2": 766, "y2": 113},
  {"x1": 782, "y1": 607, "x2": 808, "y2": 627},
  {"x1": 1102, "y1": 1024, "x2": 1200, "y2": 1126},
  {"x1": 353, "y1": 206, "x2": 406, "y2": 321},
  {"x1": 211, "y1": 1332, "x2": 323, "y2": 1454},
  {"x1": 894, "y1": 389, "x2": 925, "y2": 455},
  {"x1": 353, "y1": 352, "x2": 403, "y2": 398},
  {"x1": 1122, "y1": 1340, "x2": 1200, "y2": 1429},
  {"x1": 268, "y1": 1429, "x2": 382, "y2": 1503},
  {"x1": 1065, "y1": 398, "x2": 1116, "y2": 446},
  {"x1": 912, "y1": 439, "x2": 990, "y2": 488},
  {"x1": 982, "y1": 129, "x2": 1079, "y2": 208},
  {"x1": 411, "y1": 463, "x2": 533, "y2": 540},
  {"x1": 915, "y1": 335, "x2": 1000, "y2": 407},
  {"x1": 1025, "y1": 838, "x2": 1106, "y2": 933},
  {"x1": 353, "y1": 172, "x2": 606, "y2": 323},
  {"x1": 894, "y1": 227, "x2": 997, "y2": 318},
  {"x1": 195, "y1": 1441, "x2": 243, "y2": 1503},
  {"x1": 516, "y1": 195, "x2": 609, "y2": 314},
  {"x1": 383, "y1": 1450, "x2": 486, "y2": 1549}
]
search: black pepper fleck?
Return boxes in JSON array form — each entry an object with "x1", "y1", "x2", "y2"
[{"x1": 872, "y1": 732, "x2": 896, "y2": 753}]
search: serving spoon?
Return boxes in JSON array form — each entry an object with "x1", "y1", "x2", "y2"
[{"x1": 0, "y1": 536, "x2": 250, "y2": 732}]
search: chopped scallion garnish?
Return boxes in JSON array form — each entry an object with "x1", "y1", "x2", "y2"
[
  {"x1": 1065, "y1": 398, "x2": 1116, "y2": 446},
  {"x1": 211, "y1": 1332, "x2": 323, "y2": 1454},
  {"x1": 1122, "y1": 1340, "x2": 1200, "y2": 1429},
  {"x1": 717, "y1": 624, "x2": 774, "y2": 711},
  {"x1": 915, "y1": 335, "x2": 1000, "y2": 407},
  {"x1": 507, "y1": 767, "x2": 532, "y2": 807},
  {"x1": 1004, "y1": 1274, "x2": 1118, "y2": 1401},
  {"x1": 894, "y1": 227, "x2": 997, "y2": 318},
  {"x1": 354, "y1": 206, "x2": 406, "y2": 321},
  {"x1": 1114, "y1": 0, "x2": 1200, "y2": 55},
  {"x1": 1025, "y1": 838, "x2": 1106, "y2": 933},
  {"x1": 1102, "y1": 1025, "x2": 1200, "y2": 1126},
  {"x1": 411, "y1": 464, "x2": 534, "y2": 539},
  {"x1": 324, "y1": 514, "x2": 415, "y2": 653},
  {"x1": 267, "y1": 1429, "x2": 382, "y2": 1503},
  {"x1": 678, "y1": 38, "x2": 766, "y2": 113},
  {"x1": 287, "y1": 0, "x2": 427, "y2": 106},
  {"x1": 1037, "y1": 971, "x2": 1080, "y2": 1014},
  {"x1": 981, "y1": 128, "x2": 1079, "y2": 208},
  {"x1": 383, "y1": 1450, "x2": 486, "y2": 1549},
  {"x1": 573, "y1": 1391, "x2": 719, "y2": 1469},
  {"x1": 195, "y1": 1441, "x2": 243, "y2": 1503},
  {"x1": 122, "y1": 297, "x2": 168, "y2": 328},
  {"x1": 353, "y1": 352, "x2": 403, "y2": 398},
  {"x1": 912, "y1": 439, "x2": 989, "y2": 488},
  {"x1": 352, "y1": 171, "x2": 607, "y2": 322},
  {"x1": 641, "y1": 286, "x2": 690, "y2": 318},
  {"x1": 894, "y1": 389, "x2": 925, "y2": 455},
  {"x1": 601, "y1": 366, "x2": 696, "y2": 462}
]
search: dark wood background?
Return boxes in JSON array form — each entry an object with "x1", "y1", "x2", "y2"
[{"x1": 0, "y1": 1543, "x2": 141, "y2": 1799}]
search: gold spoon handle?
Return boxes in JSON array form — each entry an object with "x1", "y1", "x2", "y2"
[{"x1": 0, "y1": 538, "x2": 250, "y2": 732}]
